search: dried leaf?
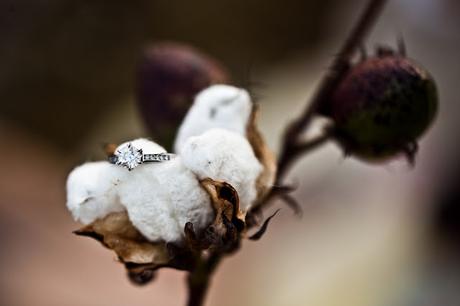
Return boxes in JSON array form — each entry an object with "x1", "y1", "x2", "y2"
[
  {"x1": 246, "y1": 104, "x2": 277, "y2": 204},
  {"x1": 198, "y1": 178, "x2": 245, "y2": 251},
  {"x1": 249, "y1": 209, "x2": 280, "y2": 241},
  {"x1": 74, "y1": 212, "x2": 170, "y2": 266},
  {"x1": 200, "y1": 178, "x2": 243, "y2": 226}
]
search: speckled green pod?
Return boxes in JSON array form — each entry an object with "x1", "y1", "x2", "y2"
[{"x1": 328, "y1": 55, "x2": 438, "y2": 162}]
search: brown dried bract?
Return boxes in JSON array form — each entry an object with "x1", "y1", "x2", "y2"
[
  {"x1": 196, "y1": 179, "x2": 245, "y2": 253},
  {"x1": 73, "y1": 177, "x2": 252, "y2": 285},
  {"x1": 103, "y1": 143, "x2": 118, "y2": 157},
  {"x1": 200, "y1": 179, "x2": 243, "y2": 226},
  {"x1": 246, "y1": 104, "x2": 277, "y2": 206},
  {"x1": 74, "y1": 212, "x2": 171, "y2": 284}
]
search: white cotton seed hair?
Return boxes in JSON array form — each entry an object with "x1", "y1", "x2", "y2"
[
  {"x1": 180, "y1": 128, "x2": 263, "y2": 212},
  {"x1": 66, "y1": 161, "x2": 126, "y2": 224},
  {"x1": 174, "y1": 84, "x2": 253, "y2": 154},
  {"x1": 118, "y1": 157, "x2": 214, "y2": 243},
  {"x1": 118, "y1": 138, "x2": 167, "y2": 154},
  {"x1": 66, "y1": 137, "x2": 215, "y2": 243},
  {"x1": 66, "y1": 138, "x2": 166, "y2": 225}
]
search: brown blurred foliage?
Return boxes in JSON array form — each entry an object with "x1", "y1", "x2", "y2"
[{"x1": 0, "y1": 0, "x2": 335, "y2": 150}]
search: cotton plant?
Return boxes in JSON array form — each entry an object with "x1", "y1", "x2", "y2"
[
  {"x1": 67, "y1": 84, "x2": 276, "y2": 284},
  {"x1": 66, "y1": 2, "x2": 440, "y2": 305}
]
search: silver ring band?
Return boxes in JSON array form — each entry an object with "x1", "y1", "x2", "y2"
[
  {"x1": 108, "y1": 142, "x2": 175, "y2": 170},
  {"x1": 142, "y1": 153, "x2": 175, "y2": 162}
]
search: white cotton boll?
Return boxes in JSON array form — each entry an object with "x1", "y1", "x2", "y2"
[
  {"x1": 118, "y1": 157, "x2": 213, "y2": 243},
  {"x1": 118, "y1": 138, "x2": 166, "y2": 154},
  {"x1": 66, "y1": 161, "x2": 126, "y2": 224},
  {"x1": 181, "y1": 128, "x2": 263, "y2": 212},
  {"x1": 174, "y1": 84, "x2": 252, "y2": 154}
]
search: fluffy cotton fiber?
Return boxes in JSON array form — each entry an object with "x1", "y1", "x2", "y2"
[
  {"x1": 67, "y1": 137, "x2": 214, "y2": 243},
  {"x1": 66, "y1": 138, "x2": 166, "y2": 225},
  {"x1": 174, "y1": 84, "x2": 252, "y2": 153},
  {"x1": 118, "y1": 138, "x2": 167, "y2": 154},
  {"x1": 67, "y1": 124, "x2": 261, "y2": 242},
  {"x1": 66, "y1": 161, "x2": 127, "y2": 224},
  {"x1": 118, "y1": 157, "x2": 213, "y2": 242},
  {"x1": 181, "y1": 128, "x2": 263, "y2": 212}
]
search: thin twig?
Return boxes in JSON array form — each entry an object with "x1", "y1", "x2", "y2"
[
  {"x1": 277, "y1": 130, "x2": 333, "y2": 180},
  {"x1": 248, "y1": 130, "x2": 332, "y2": 215},
  {"x1": 187, "y1": 253, "x2": 222, "y2": 306},
  {"x1": 277, "y1": 0, "x2": 387, "y2": 181},
  {"x1": 297, "y1": 0, "x2": 386, "y2": 130}
]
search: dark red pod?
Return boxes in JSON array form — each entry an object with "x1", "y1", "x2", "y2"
[
  {"x1": 136, "y1": 42, "x2": 229, "y2": 150},
  {"x1": 325, "y1": 50, "x2": 438, "y2": 162}
]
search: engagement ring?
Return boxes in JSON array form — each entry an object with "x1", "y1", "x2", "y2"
[{"x1": 109, "y1": 143, "x2": 175, "y2": 170}]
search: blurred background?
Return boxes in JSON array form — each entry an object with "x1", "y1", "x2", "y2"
[{"x1": 1, "y1": 0, "x2": 459, "y2": 305}]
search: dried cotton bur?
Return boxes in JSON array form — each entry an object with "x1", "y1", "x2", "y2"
[{"x1": 67, "y1": 85, "x2": 277, "y2": 284}]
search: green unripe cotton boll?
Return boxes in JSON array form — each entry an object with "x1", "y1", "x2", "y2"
[{"x1": 326, "y1": 50, "x2": 438, "y2": 163}]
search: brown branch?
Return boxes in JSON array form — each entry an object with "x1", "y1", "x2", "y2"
[
  {"x1": 185, "y1": 1, "x2": 388, "y2": 305},
  {"x1": 277, "y1": 130, "x2": 333, "y2": 180},
  {"x1": 277, "y1": 0, "x2": 387, "y2": 181},
  {"x1": 187, "y1": 253, "x2": 222, "y2": 306},
  {"x1": 247, "y1": 130, "x2": 332, "y2": 216}
]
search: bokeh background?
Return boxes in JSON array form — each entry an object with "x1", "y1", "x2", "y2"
[{"x1": 1, "y1": 0, "x2": 459, "y2": 305}]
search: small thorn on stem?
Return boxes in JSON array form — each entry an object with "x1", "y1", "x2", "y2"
[
  {"x1": 403, "y1": 141, "x2": 418, "y2": 166},
  {"x1": 341, "y1": 145, "x2": 352, "y2": 158},
  {"x1": 359, "y1": 44, "x2": 368, "y2": 61},
  {"x1": 397, "y1": 34, "x2": 407, "y2": 56}
]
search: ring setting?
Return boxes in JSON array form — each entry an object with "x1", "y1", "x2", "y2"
[{"x1": 109, "y1": 143, "x2": 174, "y2": 170}]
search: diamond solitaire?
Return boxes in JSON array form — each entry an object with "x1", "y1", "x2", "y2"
[{"x1": 109, "y1": 143, "x2": 174, "y2": 170}]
